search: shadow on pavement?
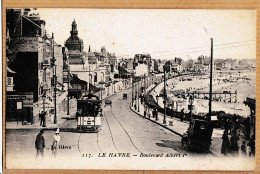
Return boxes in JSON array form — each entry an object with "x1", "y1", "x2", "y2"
[{"x1": 156, "y1": 139, "x2": 215, "y2": 156}]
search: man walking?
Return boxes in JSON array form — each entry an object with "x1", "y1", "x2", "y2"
[
  {"x1": 52, "y1": 128, "x2": 61, "y2": 157},
  {"x1": 35, "y1": 129, "x2": 45, "y2": 158},
  {"x1": 39, "y1": 111, "x2": 44, "y2": 126},
  {"x1": 42, "y1": 111, "x2": 46, "y2": 127}
]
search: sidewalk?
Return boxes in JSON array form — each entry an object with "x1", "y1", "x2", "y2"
[
  {"x1": 6, "y1": 100, "x2": 77, "y2": 130},
  {"x1": 130, "y1": 99, "x2": 224, "y2": 156},
  {"x1": 6, "y1": 82, "x2": 131, "y2": 130}
]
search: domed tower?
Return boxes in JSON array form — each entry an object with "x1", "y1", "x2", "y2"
[
  {"x1": 64, "y1": 19, "x2": 85, "y2": 65},
  {"x1": 65, "y1": 19, "x2": 84, "y2": 52}
]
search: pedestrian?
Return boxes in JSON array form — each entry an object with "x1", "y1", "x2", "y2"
[
  {"x1": 240, "y1": 140, "x2": 247, "y2": 156},
  {"x1": 221, "y1": 130, "x2": 230, "y2": 156},
  {"x1": 147, "y1": 107, "x2": 151, "y2": 118},
  {"x1": 152, "y1": 108, "x2": 156, "y2": 118},
  {"x1": 144, "y1": 106, "x2": 147, "y2": 118},
  {"x1": 42, "y1": 111, "x2": 46, "y2": 127},
  {"x1": 155, "y1": 108, "x2": 159, "y2": 121},
  {"x1": 180, "y1": 109, "x2": 184, "y2": 122},
  {"x1": 99, "y1": 108, "x2": 103, "y2": 117},
  {"x1": 247, "y1": 142, "x2": 252, "y2": 157},
  {"x1": 35, "y1": 129, "x2": 45, "y2": 158},
  {"x1": 52, "y1": 128, "x2": 61, "y2": 157},
  {"x1": 230, "y1": 129, "x2": 240, "y2": 156},
  {"x1": 39, "y1": 111, "x2": 44, "y2": 126},
  {"x1": 76, "y1": 110, "x2": 80, "y2": 120}
]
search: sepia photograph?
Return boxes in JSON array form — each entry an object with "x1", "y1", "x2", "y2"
[{"x1": 4, "y1": 8, "x2": 256, "y2": 170}]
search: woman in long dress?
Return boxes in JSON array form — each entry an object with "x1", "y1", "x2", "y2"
[{"x1": 221, "y1": 130, "x2": 230, "y2": 156}]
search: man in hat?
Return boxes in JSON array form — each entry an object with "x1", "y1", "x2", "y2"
[
  {"x1": 35, "y1": 129, "x2": 45, "y2": 158},
  {"x1": 52, "y1": 128, "x2": 61, "y2": 157}
]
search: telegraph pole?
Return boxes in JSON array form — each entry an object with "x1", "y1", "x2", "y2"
[
  {"x1": 67, "y1": 68, "x2": 70, "y2": 115},
  {"x1": 89, "y1": 65, "x2": 91, "y2": 94},
  {"x1": 208, "y1": 38, "x2": 213, "y2": 121},
  {"x1": 52, "y1": 33, "x2": 57, "y2": 124},
  {"x1": 163, "y1": 65, "x2": 166, "y2": 124},
  {"x1": 132, "y1": 76, "x2": 134, "y2": 107}
]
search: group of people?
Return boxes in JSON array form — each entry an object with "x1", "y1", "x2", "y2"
[
  {"x1": 152, "y1": 108, "x2": 158, "y2": 120},
  {"x1": 35, "y1": 128, "x2": 61, "y2": 158},
  {"x1": 221, "y1": 129, "x2": 255, "y2": 157}
]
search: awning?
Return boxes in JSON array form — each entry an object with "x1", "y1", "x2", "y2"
[{"x1": 7, "y1": 67, "x2": 16, "y2": 74}]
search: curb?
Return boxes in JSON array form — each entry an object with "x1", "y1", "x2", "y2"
[{"x1": 129, "y1": 103, "x2": 183, "y2": 137}]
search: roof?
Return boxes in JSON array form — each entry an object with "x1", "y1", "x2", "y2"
[
  {"x1": 69, "y1": 57, "x2": 85, "y2": 64},
  {"x1": 65, "y1": 35, "x2": 83, "y2": 43},
  {"x1": 68, "y1": 50, "x2": 83, "y2": 55}
]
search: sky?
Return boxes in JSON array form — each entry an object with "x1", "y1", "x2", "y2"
[{"x1": 34, "y1": 9, "x2": 256, "y2": 60}]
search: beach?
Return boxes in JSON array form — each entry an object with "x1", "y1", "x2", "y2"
[{"x1": 152, "y1": 70, "x2": 255, "y2": 117}]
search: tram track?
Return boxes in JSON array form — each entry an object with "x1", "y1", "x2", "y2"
[
  {"x1": 96, "y1": 132, "x2": 102, "y2": 153},
  {"x1": 103, "y1": 109, "x2": 119, "y2": 152},
  {"x1": 109, "y1": 106, "x2": 143, "y2": 154}
]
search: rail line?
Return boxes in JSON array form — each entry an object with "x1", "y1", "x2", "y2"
[
  {"x1": 96, "y1": 132, "x2": 102, "y2": 153},
  {"x1": 109, "y1": 107, "x2": 143, "y2": 153},
  {"x1": 103, "y1": 110, "x2": 120, "y2": 152}
]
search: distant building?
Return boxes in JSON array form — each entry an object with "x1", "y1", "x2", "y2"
[{"x1": 65, "y1": 19, "x2": 85, "y2": 67}]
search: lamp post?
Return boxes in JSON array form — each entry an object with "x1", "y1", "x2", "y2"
[
  {"x1": 189, "y1": 95, "x2": 194, "y2": 121},
  {"x1": 42, "y1": 92, "x2": 46, "y2": 113}
]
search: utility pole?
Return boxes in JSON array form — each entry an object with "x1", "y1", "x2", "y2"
[
  {"x1": 208, "y1": 38, "x2": 213, "y2": 121},
  {"x1": 137, "y1": 79, "x2": 140, "y2": 112},
  {"x1": 52, "y1": 33, "x2": 57, "y2": 124},
  {"x1": 89, "y1": 65, "x2": 91, "y2": 94},
  {"x1": 67, "y1": 68, "x2": 70, "y2": 115},
  {"x1": 132, "y1": 76, "x2": 134, "y2": 107},
  {"x1": 163, "y1": 65, "x2": 166, "y2": 124}
]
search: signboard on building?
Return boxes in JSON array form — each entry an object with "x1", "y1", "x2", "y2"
[
  {"x1": 63, "y1": 71, "x2": 69, "y2": 83},
  {"x1": 17, "y1": 102, "x2": 23, "y2": 109},
  {"x1": 7, "y1": 77, "x2": 13, "y2": 85}
]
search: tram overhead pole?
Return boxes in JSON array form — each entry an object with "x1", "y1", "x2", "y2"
[{"x1": 208, "y1": 38, "x2": 213, "y2": 122}]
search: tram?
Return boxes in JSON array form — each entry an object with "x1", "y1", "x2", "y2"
[{"x1": 77, "y1": 94, "x2": 102, "y2": 132}]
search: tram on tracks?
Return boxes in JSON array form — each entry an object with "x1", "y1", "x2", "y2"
[{"x1": 77, "y1": 94, "x2": 102, "y2": 132}]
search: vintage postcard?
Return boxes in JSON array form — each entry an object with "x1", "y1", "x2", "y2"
[{"x1": 4, "y1": 8, "x2": 256, "y2": 170}]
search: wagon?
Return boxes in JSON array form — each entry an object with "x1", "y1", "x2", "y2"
[
  {"x1": 105, "y1": 99, "x2": 112, "y2": 106},
  {"x1": 181, "y1": 119, "x2": 213, "y2": 152}
]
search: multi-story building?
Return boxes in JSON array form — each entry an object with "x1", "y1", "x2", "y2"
[{"x1": 6, "y1": 8, "x2": 66, "y2": 124}]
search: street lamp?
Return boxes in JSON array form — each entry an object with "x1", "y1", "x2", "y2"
[{"x1": 189, "y1": 95, "x2": 194, "y2": 121}]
